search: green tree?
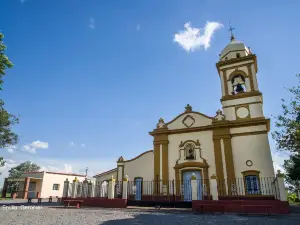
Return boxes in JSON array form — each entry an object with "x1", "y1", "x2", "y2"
[
  {"x1": 272, "y1": 74, "x2": 300, "y2": 189},
  {"x1": 272, "y1": 74, "x2": 300, "y2": 154},
  {"x1": 0, "y1": 156, "x2": 5, "y2": 167},
  {"x1": 7, "y1": 161, "x2": 40, "y2": 192},
  {"x1": 8, "y1": 161, "x2": 41, "y2": 178},
  {"x1": 283, "y1": 154, "x2": 300, "y2": 190},
  {"x1": 0, "y1": 32, "x2": 18, "y2": 149}
]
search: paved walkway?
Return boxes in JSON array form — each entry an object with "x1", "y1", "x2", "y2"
[{"x1": 0, "y1": 204, "x2": 299, "y2": 225}]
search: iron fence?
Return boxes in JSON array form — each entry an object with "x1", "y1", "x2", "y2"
[
  {"x1": 114, "y1": 181, "x2": 123, "y2": 199},
  {"x1": 216, "y1": 177, "x2": 280, "y2": 199},
  {"x1": 126, "y1": 177, "x2": 280, "y2": 201},
  {"x1": 63, "y1": 177, "x2": 280, "y2": 201}
]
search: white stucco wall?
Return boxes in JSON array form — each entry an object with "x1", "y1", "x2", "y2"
[
  {"x1": 40, "y1": 173, "x2": 86, "y2": 198},
  {"x1": 230, "y1": 125, "x2": 267, "y2": 134},
  {"x1": 223, "y1": 107, "x2": 236, "y2": 120},
  {"x1": 249, "y1": 103, "x2": 264, "y2": 118},
  {"x1": 231, "y1": 133, "x2": 275, "y2": 178},
  {"x1": 123, "y1": 151, "x2": 154, "y2": 181},
  {"x1": 168, "y1": 130, "x2": 215, "y2": 181},
  {"x1": 222, "y1": 96, "x2": 262, "y2": 108},
  {"x1": 167, "y1": 113, "x2": 212, "y2": 130}
]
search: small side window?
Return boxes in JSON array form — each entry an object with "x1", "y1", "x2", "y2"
[
  {"x1": 236, "y1": 53, "x2": 240, "y2": 58},
  {"x1": 52, "y1": 184, "x2": 60, "y2": 191}
]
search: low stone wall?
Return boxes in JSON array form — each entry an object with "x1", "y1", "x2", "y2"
[
  {"x1": 192, "y1": 200, "x2": 290, "y2": 214},
  {"x1": 62, "y1": 197, "x2": 127, "y2": 208}
]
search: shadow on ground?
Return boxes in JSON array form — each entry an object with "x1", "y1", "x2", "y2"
[{"x1": 98, "y1": 210, "x2": 300, "y2": 225}]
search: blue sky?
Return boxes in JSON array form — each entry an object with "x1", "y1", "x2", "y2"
[{"x1": 0, "y1": 0, "x2": 300, "y2": 185}]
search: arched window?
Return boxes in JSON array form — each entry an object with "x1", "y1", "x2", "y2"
[
  {"x1": 231, "y1": 74, "x2": 246, "y2": 95},
  {"x1": 236, "y1": 53, "x2": 240, "y2": 58},
  {"x1": 185, "y1": 143, "x2": 195, "y2": 160}
]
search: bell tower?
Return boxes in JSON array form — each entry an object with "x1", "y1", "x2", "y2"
[{"x1": 216, "y1": 33, "x2": 263, "y2": 121}]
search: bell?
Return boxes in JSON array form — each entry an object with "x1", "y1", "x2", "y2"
[
  {"x1": 235, "y1": 83, "x2": 244, "y2": 93},
  {"x1": 232, "y1": 76, "x2": 244, "y2": 86}
]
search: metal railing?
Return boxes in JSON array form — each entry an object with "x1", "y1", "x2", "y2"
[
  {"x1": 216, "y1": 177, "x2": 280, "y2": 199},
  {"x1": 63, "y1": 177, "x2": 280, "y2": 201}
]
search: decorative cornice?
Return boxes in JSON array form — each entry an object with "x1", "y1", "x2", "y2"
[
  {"x1": 185, "y1": 104, "x2": 193, "y2": 112},
  {"x1": 117, "y1": 156, "x2": 124, "y2": 162},
  {"x1": 216, "y1": 54, "x2": 258, "y2": 73},
  {"x1": 122, "y1": 150, "x2": 153, "y2": 163},
  {"x1": 174, "y1": 161, "x2": 209, "y2": 169},
  {"x1": 179, "y1": 139, "x2": 200, "y2": 147},
  {"x1": 150, "y1": 111, "x2": 214, "y2": 135},
  {"x1": 150, "y1": 117, "x2": 270, "y2": 135}
]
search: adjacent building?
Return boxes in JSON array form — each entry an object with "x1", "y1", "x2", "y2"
[{"x1": 2, "y1": 171, "x2": 87, "y2": 199}]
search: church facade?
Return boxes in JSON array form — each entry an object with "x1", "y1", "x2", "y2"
[{"x1": 94, "y1": 37, "x2": 275, "y2": 198}]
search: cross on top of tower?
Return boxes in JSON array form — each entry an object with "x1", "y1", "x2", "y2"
[{"x1": 228, "y1": 21, "x2": 235, "y2": 41}]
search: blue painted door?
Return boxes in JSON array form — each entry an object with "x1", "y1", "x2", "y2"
[
  {"x1": 135, "y1": 178, "x2": 142, "y2": 201},
  {"x1": 245, "y1": 175, "x2": 260, "y2": 195},
  {"x1": 182, "y1": 171, "x2": 202, "y2": 201}
]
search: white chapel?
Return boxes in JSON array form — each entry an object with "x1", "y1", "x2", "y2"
[{"x1": 94, "y1": 35, "x2": 275, "y2": 198}]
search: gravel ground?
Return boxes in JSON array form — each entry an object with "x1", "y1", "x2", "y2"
[{"x1": 0, "y1": 205, "x2": 300, "y2": 225}]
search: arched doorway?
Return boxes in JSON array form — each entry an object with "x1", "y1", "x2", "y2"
[
  {"x1": 174, "y1": 161, "x2": 209, "y2": 201},
  {"x1": 182, "y1": 170, "x2": 202, "y2": 201}
]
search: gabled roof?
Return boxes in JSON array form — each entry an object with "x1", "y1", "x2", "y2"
[{"x1": 93, "y1": 168, "x2": 117, "y2": 178}]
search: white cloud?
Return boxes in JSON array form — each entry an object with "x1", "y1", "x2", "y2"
[
  {"x1": 81, "y1": 144, "x2": 85, "y2": 148},
  {"x1": 30, "y1": 141, "x2": 49, "y2": 149},
  {"x1": 136, "y1": 24, "x2": 140, "y2": 32},
  {"x1": 272, "y1": 151, "x2": 290, "y2": 173},
  {"x1": 6, "y1": 145, "x2": 17, "y2": 154},
  {"x1": 39, "y1": 163, "x2": 73, "y2": 174},
  {"x1": 22, "y1": 140, "x2": 49, "y2": 154},
  {"x1": 89, "y1": 18, "x2": 95, "y2": 29},
  {"x1": 173, "y1": 21, "x2": 223, "y2": 52}
]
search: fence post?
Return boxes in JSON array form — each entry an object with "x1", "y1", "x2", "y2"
[
  {"x1": 276, "y1": 170, "x2": 287, "y2": 201},
  {"x1": 108, "y1": 176, "x2": 115, "y2": 199},
  {"x1": 88, "y1": 181, "x2": 94, "y2": 197},
  {"x1": 191, "y1": 174, "x2": 197, "y2": 201},
  {"x1": 71, "y1": 177, "x2": 78, "y2": 198},
  {"x1": 122, "y1": 175, "x2": 129, "y2": 199},
  {"x1": 210, "y1": 174, "x2": 218, "y2": 200},
  {"x1": 63, "y1": 178, "x2": 70, "y2": 197}
]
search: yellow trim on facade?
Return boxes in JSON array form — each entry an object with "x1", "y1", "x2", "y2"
[
  {"x1": 150, "y1": 117, "x2": 270, "y2": 136},
  {"x1": 164, "y1": 111, "x2": 213, "y2": 127},
  {"x1": 221, "y1": 91, "x2": 262, "y2": 102},
  {"x1": 222, "y1": 101, "x2": 262, "y2": 109},
  {"x1": 216, "y1": 54, "x2": 258, "y2": 73},
  {"x1": 235, "y1": 104, "x2": 251, "y2": 120}
]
